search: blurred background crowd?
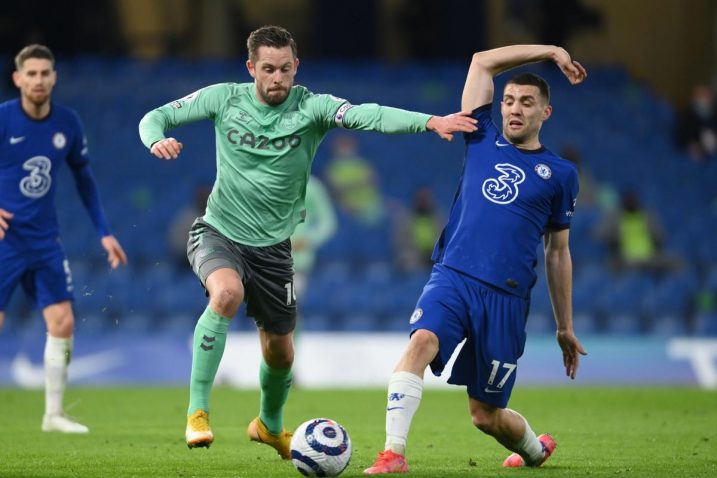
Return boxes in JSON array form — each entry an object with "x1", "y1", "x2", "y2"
[{"x1": 2, "y1": 0, "x2": 716, "y2": 338}]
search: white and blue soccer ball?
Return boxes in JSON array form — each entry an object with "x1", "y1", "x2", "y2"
[{"x1": 290, "y1": 418, "x2": 352, "y2": 477}]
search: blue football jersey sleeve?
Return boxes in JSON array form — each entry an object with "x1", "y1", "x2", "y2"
[
  {"x1": 464, "y1": 104, "x2": 497, "y2": 144},
  {"x1": 548, "y1": 165, "x2": 579, "y2": 230},
  {"x1": 66, "y1": 110, "x2": 90, "y2": 170}
]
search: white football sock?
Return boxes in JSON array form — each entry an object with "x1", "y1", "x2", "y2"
[
  {"x1": 44, "y1": 335, "x2": 72, "y2": 416},
  {"x1": 384, "y1": 371, "x2": 423, "y2": 456},
  {"x1": 509, "y1": 409, "x2": 544, "y2": 465}
]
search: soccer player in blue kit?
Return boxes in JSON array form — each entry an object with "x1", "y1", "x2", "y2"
[
  {"x1": 365, "y1": 44, "x2": 588, "y2": 474},
  {"x1": 0, "y1": 45, "x2": 127, "y2": 433}
]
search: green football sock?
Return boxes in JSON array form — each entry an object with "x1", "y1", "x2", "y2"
[
  {"x1": 187, "y1": 307, "x2": 230, "y2": 415},
  {"x1": 259, "y1": 360, "x2": 293, "y2": 434}
]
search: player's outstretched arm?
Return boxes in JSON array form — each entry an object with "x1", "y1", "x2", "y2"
[
  {"x1": 150, "y1": 138, "x2": 184, "y2": 160},
  {"x1": 462, "y1": 45, "x2": 587, "y2": 112},
  {"x1": 425, "y1": 111, "x2": 478, "y2": 141},
  {"x1": 0, "y1": 208, "x2": 13, "y2": 240},
  {"x1": 544, "y1": 228, "x2": 587, "y2": 379},
  {"x1": 100, "y1": 235, "x2": 128, "y2": 269}
]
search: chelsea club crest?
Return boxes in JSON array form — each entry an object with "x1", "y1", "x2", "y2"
[{"x1": 534, "y1": 163, "x2": 552, "y2": 179}]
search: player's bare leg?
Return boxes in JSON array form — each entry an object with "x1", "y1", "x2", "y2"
[
  {"x1": 364, "y1": 329, "x2": 438, "y2": 474},
  {"x1": 468, "y1": 399, "x2": 553, "y2": 467},
  {"x1": 41, "y1": 301, "x2": 88, "y2": 433},
  {"x1": 247, "y1": 329, "x2": 294, "y2": 459},
  {"x1": 0, "y1": 311, "x2": 5, "y2": 331},
  {"x1": 186, "y1": 268, "x2": 239, "y2": 448}
]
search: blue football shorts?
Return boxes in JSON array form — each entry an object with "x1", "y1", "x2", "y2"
[
  {"x1": 410, "y1": 263, "x2": 529, "y2": 408},
  {"x1": 0, "y1": 240, "x2": 74, "y2": 311}
]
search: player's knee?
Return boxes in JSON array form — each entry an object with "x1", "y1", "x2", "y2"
[
  {"x1": 209, "y1": 286, "x2": 243, "y2": 315},
  {"x1": 399, "y1": 329, "x2": 439, "y2": 371},
  {"x1": 470, "y1": 406, "x2": 499, "y2": 435},
  {"x1": 44, "y1": 304, "x2": 75, "y2": 337},
  {"x1": 409, "y1": 329, "x2": 439, "y2": 353}
]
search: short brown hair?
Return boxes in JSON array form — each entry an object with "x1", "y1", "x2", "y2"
[
  {"x1": 246, "y1": 25, "x2": 297, "y2": 62},
  {"x1": 506, "y1": 73, "x2": 550, "y2": 103},
  {"x1": 15, "y1": 44, "x2": 55, "y2": 71}
]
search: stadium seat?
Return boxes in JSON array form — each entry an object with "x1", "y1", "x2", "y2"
[{"x1": 694, "y1": 313, "x2": 717, "y2": 336}]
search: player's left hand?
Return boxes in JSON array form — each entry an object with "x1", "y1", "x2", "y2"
[
  {"x1": 552, "y1": 47, "x2": 587, "y2": 85},
  {"x1": 426, "y1": 111, "x2": 478, "y2": 141},
  {"x1": 101, "y1": 235, "x2": 128, "y2": 269},
  {"x1": 556, "y1": 328, "x2": 587, "y2": 379}
]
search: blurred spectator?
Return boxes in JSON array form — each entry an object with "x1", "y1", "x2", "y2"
[
  {"x1": 291, "y1": 175, "x2": 337, "y2": 298},
  {"x1": 326, "y1": 135, "x2": 384, "y2": 225},
  {"x1": 675, "y1": 83, "x2": 717, "y2": 162},
  {"x1": 561, "y1": 145, "x2": 617, "y2": 212},
  {"x1": 168, "y1": 184, "x2": 210, "y2": 270},
  {"x1": 597, "y1": 190, "x2": 681, "y2": 275},
  {"x1": 506, "y1": 0, "x2": 603, "y2": 46},
  {"x1": 392, "y1": 186, "x2": 444, "y2": 272}
]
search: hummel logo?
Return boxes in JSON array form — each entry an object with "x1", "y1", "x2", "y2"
[
  {"x1": 10, "y1": 136, "x2": 26, "y2": 145},
  {"x1": 495, "y1": 140, "x2": 510, "y2": 147},
  {"x1": 484, "y1": 387, "x2": 502, "y2": 393},
  {"x1": 200, "y1": 334, "x2": 216, "y2": 351}
]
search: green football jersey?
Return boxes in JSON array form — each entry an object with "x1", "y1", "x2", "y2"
[{"x1": 139, "y1": 82, "x2": 431, "y2": 246}]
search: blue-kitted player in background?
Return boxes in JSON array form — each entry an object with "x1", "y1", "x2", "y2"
[
  {"x1": 365, "y1": 45, "x2": 588, "y2": 474},
  {"x1": 0, "y1": 44, "x2": 127, "y2": 433}
]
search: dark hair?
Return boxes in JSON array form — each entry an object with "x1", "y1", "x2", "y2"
[
  {"x1": 247, "y1": 25, "x2": 297, "y2": 62},
  {"x1": 15, "y1": 44, "x2": 55, "y2": 70},
  {"x1": 506, "y1": 73, "x2": 550, "y2": 103}
]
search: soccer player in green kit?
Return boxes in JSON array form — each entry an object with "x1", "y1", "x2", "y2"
[{"x1": 138, "y1": 25, "x2": 477, "y2": 458}]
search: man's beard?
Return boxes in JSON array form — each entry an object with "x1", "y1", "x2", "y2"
[
  {"x1": 27, "y1": 91, "x2": 50, "y2": 106},
  {"x1": 505, "y1": 131, "x2": 528, "y2": 144},
  {"x1": 260, "y1": 87, "x2": 289, "y2": 106}
]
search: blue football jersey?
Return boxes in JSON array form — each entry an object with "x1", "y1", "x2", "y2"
[
  {"x1": 0, "y1": 99, "x2": 89, "y2": 248},
  {"x1": 432, "y1": 104, "x2": 579, "y2": 298}
]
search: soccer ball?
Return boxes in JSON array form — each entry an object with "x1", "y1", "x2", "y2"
[{"x1": 290, "y1": 418, "x2": 352, "y2": 477}]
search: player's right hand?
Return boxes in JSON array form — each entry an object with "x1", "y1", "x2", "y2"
[
  {"x1": 0, "y1": 208, "x2": 13, "y2": 240},
  {"x1": 150, "y1": 137, "x2": 184, "y2": 160}
]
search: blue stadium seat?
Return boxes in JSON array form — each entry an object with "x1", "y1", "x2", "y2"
[
  {"x1": 301, "y1": 314, "x2": 332, "y2": 332},
  {"x1": 694, "y1": 313, "x2": 717, "y2": 336},
  {"x1": 649, "y1": 315, "x2": 688, "y2": 337},
  {"x1": 642, "y1": 270, "x2": 698, "y2": 331},
  {"x1": 596, "y1": 271, "x2": 655, "y2": 319},
  {"x1": 340, "y1": 313, "x2": 378, "y2": 332}
]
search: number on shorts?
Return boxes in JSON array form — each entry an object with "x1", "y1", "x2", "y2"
[
  {"x1": 487, "y1": 360, "x2": 517, "y2": 389},
  {"x1": 63, "y1": 259, "x2": 74, "y2": 292},
  {"x1": 284, "y1": 282, "x2": 296, "y2": 305}
]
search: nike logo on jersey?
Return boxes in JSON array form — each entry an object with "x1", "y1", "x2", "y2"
[
  {"x1": 495, "y1": 140, "x2": 510, "y2": 147},
  {"x1": 9, "y1": 136, "x2": 26, "y2": 145}
]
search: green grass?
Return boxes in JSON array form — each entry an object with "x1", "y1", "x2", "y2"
[{"x1": 0, "y1": 387, "x2": 715, "y2": 477}]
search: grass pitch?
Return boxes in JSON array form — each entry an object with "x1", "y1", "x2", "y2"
[{"x1": 0, "y1": 387, "x2": 715, "y2": 477}]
